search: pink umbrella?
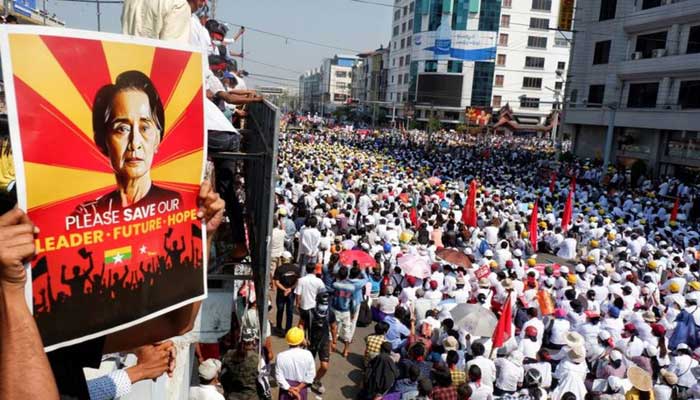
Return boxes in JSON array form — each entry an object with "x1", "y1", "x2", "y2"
[
  {"x1": 398, "y1": 254, "x2": 431, "y2": 279},
  {"x1": 339, "y1": 250, "x2": 376, "y2": 269}
]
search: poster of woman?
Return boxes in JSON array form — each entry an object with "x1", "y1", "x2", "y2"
[{"x1": 0, "y1": 25, "x2": 207, "y2": 351}]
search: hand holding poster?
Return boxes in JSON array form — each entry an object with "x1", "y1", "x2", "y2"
[{"x1": 0, "y1": 26, "x2": 207, "y2": 351}]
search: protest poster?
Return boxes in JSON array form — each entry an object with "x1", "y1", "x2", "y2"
[{"x1": 0, "y1": 26, "x2": 207, "y2": 351}]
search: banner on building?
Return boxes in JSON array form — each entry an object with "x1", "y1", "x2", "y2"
[
  {"x1": 558, "y1": 0, "x2": 575, "y2": 31},
  {"x1": 413, "y1": 30, "x2": 496, "y2": 62},
  {"x1": 0, "y1": 25, "x2": 207, "y2": 351},
  {"x1": 466, "y1": 107, "x2": 492, "y2": 126}
]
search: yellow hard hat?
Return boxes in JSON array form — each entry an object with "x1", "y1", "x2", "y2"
[
  {"x1": 589, "y1": 216, "x2": 598, "y2": 223},
  {"x1": 528, "y1": 203, "x2": 534, "y2": 210},
  {"x1": 607, "y1": 233, "x2": 616, "y2": 241},
  {"x1": 490, "y1": 260, "x2": 498, "y2": 268},
  {"x1": 527, "y1": 258, "x2": 537, "y2": 267},
  {"x1": 640, "y1": 219, "x2": 647, "y2": 225},
  {"x1": 598, "y1": 209, "x2": 605, "y2": 216},
  {"x1": 648, "y1": 260, "x2": 658, "y2": 270},
  {"x1": 587, "y1": 255, "x2": 595, "y2": 262},
  {"x1": 604, "y1": 218, "x2": 612, "y2": 224},
  {"x1": 669, "y1": 220, "x2": 677, "y2": 227},
  {"x1": 590, "y1": 240, "x2": 599, "y2": 248},
  {"x1": 669, "y1": 282, "x2": 680, "y2": 293},
  {"x1": 521, "y1": 231, "x2": 529, "y2": 238},
  {"x1": 539, "y1": 221, "x2": 547, "y2": 228},
  {"x1": 286, "y1": 327, "x2": 305, "y2": 346},
  {"x1": 688, "y1": 281, "x2": 700, "y2": 291},
  {"x1": 567, "y1": 274, "x2": 577, "y2": 284},
  {"x1": 617, "y1": 218, "x2": 625, "y2": 225},
  {"x1": 400, "y1": 231, "x2": 413, "y2": 243}
]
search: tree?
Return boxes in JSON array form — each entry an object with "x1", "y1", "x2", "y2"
[{"x1": 427, "y1": 117, "x2": 442, "y2": 133}]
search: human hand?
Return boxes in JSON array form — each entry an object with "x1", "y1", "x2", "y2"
[
  {"x1": 126, "y1": 340, "x2": 176, "y2": 383},
  {"x1": 0, "y1": 208, "x2": 38, "y2": 291},
  {"x1": 197, "y1": 180, "x2": 225, "y2": 235}
]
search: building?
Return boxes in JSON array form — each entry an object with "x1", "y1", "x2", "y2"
[
  {"x1": 564, "y1": 0, "x2": 700, "y2": 179},
  {"x1": 351, "y1": 46, "x2": 390, "y2": 115},
  {"x1": 299, "y1": 55, "x2": 358, "y2": 115},
  {"x1": 387, "y1": 0, "x2": 415, "y2": 111},
  {"x1": 492, "y1": 0, "x2": 572, "y2": 125},
  {"x1": 1, "y1": 0, "x2": 64, "y2": 26}
]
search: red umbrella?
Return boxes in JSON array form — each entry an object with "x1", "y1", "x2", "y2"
[
  {"x1": 435, "y1": 248, "x2": 472, "y2": 268},
  {"x1": 339, "y1": 250, "x2": 377, "y2": 269}
]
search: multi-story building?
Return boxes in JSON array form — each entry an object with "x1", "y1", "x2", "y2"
[
  {"x1": 299, "y1": 69, "x2": 322, "y2": 114},
  {"x1": 492, "y1": 0, "x2": 571, "y2": 125},
  {"x1": 351, "y1": 46, "x2": 390, "y2": 114},
  {"x1": 387, "y1": 0, "x2": 415, "y2": 111},
  {"x1": 2, "y1": 0, "x2": 64, "y2": 26},
  {"x1": 564, "y1": 0, "x2": 700, "y2": 179},
  {"x1": 320, "y1": 55, "x2": 358, "y2": 114}
]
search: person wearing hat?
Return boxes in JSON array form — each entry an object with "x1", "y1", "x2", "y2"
[
  {"x1": 220, "y1": 328, "x2": 260, "y2": 400},
  {"x1": 273, "y1": 251, "x2": 300, "y2": 336},
  {"x1": 669, "y1": 343, "x2": 699, "y2": 391},
  {"x1": 548, "y1": 309, "x2": 572, "y2": 350},
  {"x1": 654, "y1": 369, "x2": 678, "y2": 400},
  {"x1": 519, "y1": 325, "x2": 542, "y2": 360},
  {"x1": 275, "y1": 327, "x2": 315, "y2": 400},
  {"x1": 190, "y1": 358, "x2": 224, "y2": 400},
  {"x1": 625, "y1": 365, "x2": 654, "y2": 400},
  {"x1": 466, "y1": 342, "x2": 496, "y2": 392},
  {"x1": 552, "y1": 344, "x2": 588, "y2": 400}
]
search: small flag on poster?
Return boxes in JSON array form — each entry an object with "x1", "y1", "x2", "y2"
[{"x1": 104, "y1": 246, "x2": 132, "y2": 265}]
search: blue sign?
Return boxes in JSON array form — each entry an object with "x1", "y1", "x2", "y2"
[{"x1": 13, "y1": 0, "x2": 37, "y2": 17}]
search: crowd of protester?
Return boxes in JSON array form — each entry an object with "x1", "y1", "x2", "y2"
[{"x1": 221, "y1": 123, "x2": 700, "y2": 400}]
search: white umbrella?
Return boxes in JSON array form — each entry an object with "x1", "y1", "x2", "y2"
[
  {"x1": 398, "y1": 254, "x2": 431, "y2": 279},
  {"x1": 449, "y1": 303, "x2": 498, "y2": 338}
]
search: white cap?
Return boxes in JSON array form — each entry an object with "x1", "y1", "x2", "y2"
[
  {"x1": 560, "y1": 266, "x2": 570, "y2": 275},
  {"x1": 513, "y1": 249, "x2": 523, "y2": 257},
  {"x1": 575, "y1": 264, "x2": 586, "y2": 273},
  {"x1": 610, "y1": 349, "x2": 622, "y2": 361},
  {"x1": 198, "y1": 359, "x2": 221, "y2": 380},
  {"x1": 282, "y1": 251, "x2": 292, "y2": 260},
  {"x1": 598, "y1": 330, "x2": 611, "y2": 341},
  {"x1": 484, "y1": 250, "x2": 494, "y2": 257}
]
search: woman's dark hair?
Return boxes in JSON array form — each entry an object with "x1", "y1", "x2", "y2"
[{"x1": 92, "y1": 70, "x2": 165, "y2": 156}]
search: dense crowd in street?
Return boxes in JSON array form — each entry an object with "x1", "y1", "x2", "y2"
[{"x1": 226, "y1": 123, "x2": 700, "y2": 400}]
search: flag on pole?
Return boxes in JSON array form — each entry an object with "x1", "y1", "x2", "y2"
[
  {"x1": 492, "y1": 292, "x2": 513, "y2": 348},
  {"x1": 671, "y1": 197, "x2": 680, "y2": 222},
  {"x1": 409, "y1": 205, "x2": 419, "y2": 229},
  {"x1": 529, "y1": 199, "x2": 539, "y2": 251},
  {"x1": 462, "y1": 180, "x2": 478, "y2": 227},
  {"x1": 562, "y1": 188, "x2": 573, "y2": 232},
  {"x1": 570, "y1": 176, "x2": 576, "y2": 193}
]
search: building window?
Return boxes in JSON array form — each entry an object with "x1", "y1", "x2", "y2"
[
  {"x1": 523, "y1": 77, "x2": 543, "y2": 89},
  {"x1": 403, "y1": 5, "x2": 408, "y2": 15},
  {"x1": 503, "y1": 0, "x2": 512, "y2": 7},
  {"x1": 408, "y1": 20, "x2": 413, "y2": 30},
  {"x1": 471, "y1": 61, "x2": 495, "y2": 107},
  {"x1": 402, "y1": 22, "x2": 406, "y2": 33},
  {"x1": 587, "y1": 84, "x2": 605, "y2": 106},
  {"x1": 531, "y1": 0, "x2": 551, "y2": 11},
  {"x1": 525, "y1": 56, "x2": 545, "y2": 69},
  {"x1": 394, "y1": 10, "x2": 400, "y2": 20},
  {"x1": 641, "y1": 0, "x2": 662, "y2": 10},
  {"x1": 409, "y1": 1, "x2": 414, "y2": 12},
  {"x1": 404, "y1": 73, "x2": 409, "y2": 84},
  {"x1": 497, "y1": 54, "x2": 506, "y2": 66},
  {"x1": 392, "y1": 58, "x2": 396, "y2": 66},
  {"x1": 407, "y1": 36, "x2": 412, "y2": 47},
  {"x1": 520, "y1": 97, "x2": 540, "y2": 108},
  {"x1": 628, "y1": 82, "x2": 659, "y2": 108},
  {"x1": 688, "y1": 26, "x2": 700, "y2": 54},
  {"x1": 393, "y1": 25, "x2": 399, "y2": 36},
  {"x1": 527, "y1": 36, "x2": 548, "y2": 49},
  {"x1": 391, "y1": 75, "x2": 395, "y2": 83},
  {"x1": 529, "y1": 17, "x2": 549, "y2": 30},
  {"x1": 399, "y1": 57, "x2": 404, "y2": 67},
  {"x1": 499, "y1": 34, "x2": 509, "y2": 46},
  {"x1": 336, "y1": 71, "x2": 347, "y2": 78},
  {"x1": 599, "y1": 0, "x2": 617, "y2": 21},
  {"x1": 554, "y1": 81, "x2": 563, "y2": 90},
  {"x1": 555, "y1": 37, "x2": 569, "y2": 47},
  {"x1": 679, "y1": 80, "x2": 700, "y2": 109},
  {"x1": 405, "y1": 55, "x2": 410, "y2": 64},
  {"x1": 425, "y1": 60, "x2": 438, "y2": 72},
  {"x1": 401, "y1": 38, "x2": 405, "y2": 48},
  {"x1": 495, "y1": 75, "x2": 504, "y2": 87},
  {"x1": 593, "y1": 40, "x2": 611, "y2": 64},
  {"x1": 557, "y1": 61, "x2": 566, "y2": 70},
  {"x1": 448, "y1": 60, "x2": 463, "y2": 73},
  {"x1": 493, "y1": 95, "x2": 502, "y2": 107},
  {"x1": 501, "y1": 15, "x2": 510, "y2": 28},
  {"x1": 478, "y1": 0, "x2": 502, "y2": 32},
  {"x1": 635, "y1": 31, "x2": 667, "y2": 58},
  {"x1": 398, "y1": 75, "x2": 403, "y2": 84}
]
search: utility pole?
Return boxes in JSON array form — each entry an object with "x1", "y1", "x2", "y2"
[
  {"x1": 96, "y1": 0, "x2": 101, "y2": 31},
  {"x1": 210, "y1": 0, "x2": 216, "y2": 18},
  {"x1": 602, "y1": 103, "x2": 618, "y2": 170},
  {"x1": 43, "y1": 0, "x2": 47, "y2": 24},
  {"x1": 3, "y1": 0, "x2": 8, "y2": 17}
]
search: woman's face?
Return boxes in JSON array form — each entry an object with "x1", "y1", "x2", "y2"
[{"x1": 105, "y1": 90, "x2": 160, "y2": 181}]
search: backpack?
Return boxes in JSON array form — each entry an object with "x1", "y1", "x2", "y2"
[
  {"x1": 669, "y1": 306, "x2": 700, "y2": 350},
  {"x1": 357, "y1": 298, "x2": 372, "y2": 327}
]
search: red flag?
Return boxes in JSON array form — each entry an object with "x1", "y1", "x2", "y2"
[
  {"x1": 529, "y1": 199, "x2": 539, "y2": 251},
  {"x1": 671, "y1": 197, "x2": 680, "y2": 222},
  {"x1": 409, "y1": 206, "x2": 419, "y2": 229},
  {"x1": 492, "y1": 292, "x2": 513, "y2": 348},
  {"x1": 462, "y1": 180, "x2": 478, "y2": 227},
  {"x1": 549, "y1": 172, "x2": 557, "y2": 193},
  {"x1": 562, "y1": 188, "x2": 573, "y2": 232},
  {"x1": 570, "y1": 176, "x2": 576, "y2": 193}
]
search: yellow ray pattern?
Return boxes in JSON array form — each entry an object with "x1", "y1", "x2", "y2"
[
  {"x1": 163, "y1": 53, "x2": 203, "y2": 137},
  {"x1": 25, "y1": 163, "x2": 114, "y2": 209},
  {"x1": 152, "y1": 150, "x2": 203, "y2": 185},
  {"x1": 9, "y1": 34, "x2": 93, "y2": 139},
  {"x1": 102, "y1": 41, "x2": 155, "y2": 84}
]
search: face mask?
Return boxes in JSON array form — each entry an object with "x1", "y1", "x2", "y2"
[{"x1": 317, "y1": 304, "x2": 329, "y2": 312}]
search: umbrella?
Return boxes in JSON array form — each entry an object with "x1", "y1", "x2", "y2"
[
  {"x1": 339, "y1": 250, "x2": 376, "y2": 269},
  {"x1": 435, "y1": 248, "x2": 472, "y2": 268},
  {"x1": 449, "y1": 303, "x2": 498, "y2": 337},
  {"x1": 428, "y1": 176, "x2": 442, "y2": 186},
  {"x1": 398, "y1": 254, "x2": 431, "y2": 279},
  {"x1": 341, "y1": 239, "x2": 356, "y2": 250}
]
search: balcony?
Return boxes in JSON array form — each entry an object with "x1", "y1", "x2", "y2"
[
  {"x1": 617, "y1": 51, "x2": 700, "y2": 79},
  {"x1": 564, "y1": 105, "x2": 697, "y2": 132},
  {"x1": 624, "y1": 0, "x2": 700, "y2": 33}
]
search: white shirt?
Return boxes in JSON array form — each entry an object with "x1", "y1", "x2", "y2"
[
  {"x1": 294, "y1": 274, "x2": 325, "y2": 310},
  {"x1": 550, "y1": 318, "x2": 571, "y2": 345},
  {"x1": 494, "y1": 358, "x2": 523, "y2": 392},
  {"x1": 524, "y1": 362, "x2": 552, "y2": 388},
  {"x1": 189, "y1": 384, "x2": 225, "y2": 400},
  {"x1": 466, "y1": 356, "x2": 496, "y2": 389},
  {"x1": 298, "y1": 227, "x2": 321, "y2": 257},
  {"x1": 121, "y1": 0, "x2": 191, "y2": 44},
  {"x1": 274, "y1": 347, "x2": 316, "y2": 390},
  {"x1": 270, "y1": 228, "x2": 285, "y2": 258},
  {"x1": 557, "y1": 238, "x2": 577, "y2": 260}
]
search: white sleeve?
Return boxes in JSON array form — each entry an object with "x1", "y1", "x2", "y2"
[
  {"x1": 87, "y1": 369, "x2": 132, "y2": 400},
  {"x1": 303, "y1": 353, "x2": 316, "y2": 384}
]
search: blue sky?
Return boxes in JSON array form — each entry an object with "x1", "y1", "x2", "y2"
[{"x1": 47, "y1": 0, "x2": 393, "y2": 90}]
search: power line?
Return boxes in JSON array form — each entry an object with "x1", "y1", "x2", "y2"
[
  {"x1": 348, "y1": 0, "x2": 400, "y2": 9},
  {"x1": 55, "y1": 0, "x2": 123, "y2": 3},
  {"x1": 247, "y1": 73, "x2": 299, "y2": 83},
  {"x1": 243, "y1": 57, "x2": 305, "y2": 75},
  {"x1": 219, "y1": 20, "x2": 363, "y2": 53}
]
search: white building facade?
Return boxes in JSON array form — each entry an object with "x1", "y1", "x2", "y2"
[
  {"x1": 387, "y1": 0, "x2": 415, "y2": 108},
  {"x1": 564, "y1": 0, "x2": 700, "y2": 179},
  {"x1": 320, "y1": 55, "x2": 358, "y2": 113},
  {"x1": 492, "y1": 0, "x2": 571, "y2": 124}
]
